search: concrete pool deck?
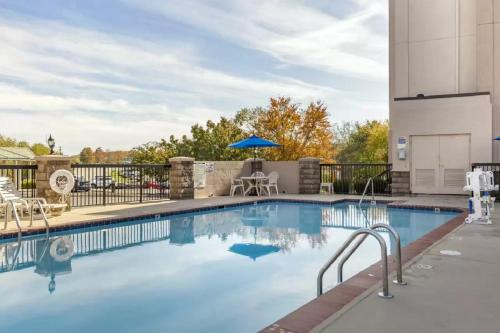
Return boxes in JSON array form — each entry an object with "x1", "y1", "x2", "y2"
[{"x1": 310, "y1": 201, "x2": 500, "y2": 333}]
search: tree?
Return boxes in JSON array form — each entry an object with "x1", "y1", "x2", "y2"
[
  {"x1": 131, "y1": 117, "x2": 250, "y2": 163},
  {"x1": 190, "y1": 117, "x2": 250, "y2": 160},
  {"x1": 94, "y1": 147, "x2": 106, "y2": 163},
  {"x1": 31, "y1": 143, "x2": 51, "y2": 156},
  {"x1": 0, "y1": 134, "x2": 51, "y2": 156},
  {"x1": 334, "y1": 120, "x2": 389, "y2": 163},
  {"x1": 79, "y1": 147, "x2": 95, "y2": 163},
  {"x1": 239, "y1": 97, "x2": 334, "y2": 161}
]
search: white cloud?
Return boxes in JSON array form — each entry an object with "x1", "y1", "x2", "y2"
[
  {"x1": 123, "y1": 0, "x2": 388, "y2": 79},
  {"x1": 0, "y1": 18, "x2": 339, "y2": 153}
]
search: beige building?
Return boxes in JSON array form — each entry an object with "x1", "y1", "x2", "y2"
[{"x1": 389, "y1": 0, "x2": 500, "y2": 194}]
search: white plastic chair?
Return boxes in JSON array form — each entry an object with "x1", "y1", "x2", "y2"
[
  {"x1": 260, "y1": 171, "x2": 279, "y2": 196},
  {"x1": 0, "y1": 176, "x2": 66, "y2": 228},
  {"x1": 230, "y1": 177, "x2": 244, "y2": 196},
  {"x1": 320, "y1": 182, "x2": 333, "y2": 194}
]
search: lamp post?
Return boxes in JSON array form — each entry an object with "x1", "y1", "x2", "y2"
[{"x1": 47, "y1": 134, "x2": 55, "y2": 155}]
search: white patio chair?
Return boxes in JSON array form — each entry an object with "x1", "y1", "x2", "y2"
[
  {"x1": 230, "y1": 177, "x2": 244, "y2": 196},
  {"x1": 260, "y1": 171, "x2": 279, "y2": 196},
  {"x1": 0, "y1": 177, "x2": 66, "y2": 227},
  {"x1": 320, "y1": 182, "x2": 333, "y2": 194}
]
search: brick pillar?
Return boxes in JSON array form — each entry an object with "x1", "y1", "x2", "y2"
[
  {"x1": 391, "y1": 171, "x2": 410, "y2": 195},
  {"x1": 35, "y1": 155, "x2": 72, "y2": 209},
  {"x1": 169, "y1": 157, "x2": 195, "y2": 200},
  {"x1": 299, "y1": 157, "x2": 321, "y2": 194}
]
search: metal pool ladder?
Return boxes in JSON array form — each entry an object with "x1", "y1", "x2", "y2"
[
  {"x1": 317, "y1": 225, "x2": 406, "y2": 299},
  {"x1": 359, "y1": 177, "x2": 376, "y2": 207},
  {"x1": 4, "y1": 199, "x2": 50, "y2": 236}
]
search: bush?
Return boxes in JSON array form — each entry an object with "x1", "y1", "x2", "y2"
[
  {"x1": 373, "y1": 178, "x2": 389, "y2": 193},
  {"x1": 333, "y1": 179, "x2": 350, "y2": 194},
  {"x1": 21, "y1": 179, "x2": 35, "y2": 189},
  {"x1": 353, "y1": 180, "x2": 367, "y2": 194}
]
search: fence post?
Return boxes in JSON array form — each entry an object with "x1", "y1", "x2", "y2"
[
  {"x1": 168, "y1": 157, "x2": 195, "y2": 200},
  {"x1": 139, "y1": 166, "x2": 143, "y2": 203},
  {"x1": 299, "y1": 157, "x2": 321, "y2": 194},
  {"x1": 102, "y1": 165, "x2": 107, "y2": 206},
  {"x1": 35, "y1": 155, "x2": 73, "y2": 210}
]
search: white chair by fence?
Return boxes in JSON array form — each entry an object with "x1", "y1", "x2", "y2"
[
  {"x1": 0, "y1": 176, "x2": 67, "y2": 228},
  {"x1": 230, "y1": 177, "x2": 244, "y2": 196},
  {"x1": 320, "y1": 182, "x2": 333, "y2": 194},
  {"x1": 260, "y1": 171, "x2": 279, "y2": 196}
]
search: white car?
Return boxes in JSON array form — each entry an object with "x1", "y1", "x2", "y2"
[{"x1": 91, "y1": 176, "x2": 115, "y2": 189}]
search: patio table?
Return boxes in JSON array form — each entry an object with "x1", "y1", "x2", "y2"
[{"x1": 241, "y1": 176, "x2": 269, "y2": 196}]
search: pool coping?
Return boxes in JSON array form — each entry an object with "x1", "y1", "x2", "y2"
[{"x1": 259, "y1": 206, "x2": 467, "y2": 333}]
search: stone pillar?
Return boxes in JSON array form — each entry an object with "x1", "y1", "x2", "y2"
[
  {"x1": 169, "y1": 157, "x2": 195, "y2": 200},
  {"x1": 35, "y1": 155, "x2": 72, "y2": 209},
  {"x1": 391, "y1": 171, "x2": 410, "y2": 195},
  {"x1": 299, "y1": 157, "x2": 321, "y2": 194}
]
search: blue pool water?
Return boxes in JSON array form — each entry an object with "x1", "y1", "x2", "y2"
[{"x1": 0, "y1": 202, "x2": 458, "y2": 333}]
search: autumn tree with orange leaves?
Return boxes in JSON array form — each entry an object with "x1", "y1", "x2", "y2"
[
  {"x1": 236, "y1": 97, "x2": 334, "y2": 161},
  {"x1": 132, "y1": 96, "x2": 335, "y2": 162}
]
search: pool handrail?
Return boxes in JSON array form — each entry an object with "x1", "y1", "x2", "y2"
[
  {"x1": 317, "y1": 228, "x2": 393, "y2": 299},
  {"x1": 358, "y1": 177, "x2": 375, "y2": 207},
  {"x1": 337, "y1": 223, "x2": 407, "y2": 286}
]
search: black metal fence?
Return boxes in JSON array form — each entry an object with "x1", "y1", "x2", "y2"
[
  {"x1": 0, "y1": 164, "x2": 37, "y2": 198},
  {"x1": 71, "y1": 164, "x2": 171, "y2": 207},
  {"x1": 320, "y1": 163, "x2": 392, "y2": 195}
]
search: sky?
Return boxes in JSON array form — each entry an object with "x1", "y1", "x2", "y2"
[{"x1": 0, "y1": 0, "x2": 389, "y2": 155}]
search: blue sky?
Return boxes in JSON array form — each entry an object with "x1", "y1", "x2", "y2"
[{"x1": 0, "y1": 0, "x2": 388, "y2": 154}]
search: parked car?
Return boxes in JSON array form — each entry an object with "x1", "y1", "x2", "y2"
[
  {"x1": 143, "y1": 180, "x2": 160, "y2": 189},
  {"x1": 160, "y1": 181, "x2": 170, "y2": 190},
  {"x1": 91, "y1": 176, "x2": 115, "y2": 189},
  {"x1": 72, "y1": 176, "x2": 91, "y2": 192},
  {"x1": 120, "y1": 169, "x2": 140, "y2": 181},
  {"x1": 143, "y1": 180, "x2": 169, "y2": 191}
]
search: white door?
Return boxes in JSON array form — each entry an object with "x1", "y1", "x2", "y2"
[
  {"x1": 411, "y1": 135, "x2": 470, "y2": 194},
  {"x1": 438, "y1": 135, "x2": 470, "y2": 194},
  {"x1": 411, "y1": 136, "x2": 440, "y2": 194}
]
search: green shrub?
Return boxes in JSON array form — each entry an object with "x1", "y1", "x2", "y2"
[
  {"x1": 21, "y1": 179, "x2": 35, "y2": 189},
  {"x1": 333, "y1": 179, "x2": 350, "y2": 194},
  {"x1": 353, "y1": 180, "x2": 367, "y2": 194}
]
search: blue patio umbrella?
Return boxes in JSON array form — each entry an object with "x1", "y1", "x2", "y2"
[
  {"x1": 228, "y1": 135, "x2": 280, "y2": 158},
  {"x1": 228, "y1": 243, "x2": 280, "y2": 261}
]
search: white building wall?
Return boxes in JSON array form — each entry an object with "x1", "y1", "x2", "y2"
[{"x1": 389, "y1": 0, "x2": 496, "y2": 193}]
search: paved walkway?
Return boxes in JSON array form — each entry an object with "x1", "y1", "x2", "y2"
[{"x1": 315, "y1": 203, "x2": 500, "y2": 333}]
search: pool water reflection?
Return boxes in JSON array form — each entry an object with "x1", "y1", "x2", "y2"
[{"x1": 0, "y1": 202, "x2": 458, "y2": 333}]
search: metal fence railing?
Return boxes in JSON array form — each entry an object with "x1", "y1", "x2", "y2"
[
  {"x1": 0, "y1": 164, "x2": 37, "y2": 198},
  {"x1": 320, "y1": 163, "x2": 392, "y2": 195},
  {"x1": 71, "y1": 164, "x2": 171, "y2": 207}
]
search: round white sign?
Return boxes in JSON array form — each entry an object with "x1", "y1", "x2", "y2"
[{"x1": 49, "y1": 169, "x2": 75, "y2": 194}]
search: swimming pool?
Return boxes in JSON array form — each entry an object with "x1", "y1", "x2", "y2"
[{"x1": 0, "y1": 201, "x2": 458, "y2": 333}]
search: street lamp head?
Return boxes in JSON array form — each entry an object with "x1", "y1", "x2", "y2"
[{"x1": 47, "y1": 134, "x2": 55, "y2": 154}]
